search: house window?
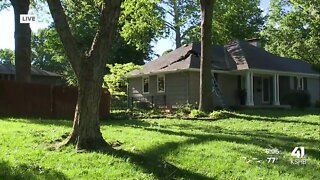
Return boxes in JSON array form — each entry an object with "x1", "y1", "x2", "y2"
[
  {"x1": 143, "y1": 77, "x2": 149, "y2": 93},
  {"x1": 157, "y1": 75, "x2": 165, "y2": 93}
]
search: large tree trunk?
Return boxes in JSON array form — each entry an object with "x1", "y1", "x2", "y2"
[
  {"x1": 199, "y1": 0, "x2": 214, "y2": 112},
  {"x1": 10, "y1": 0, "x2": 31, "y2": 82},
  {"x1": 65, "y1": 61, "x2": 107, "y2": 149},
  {"x1": 47, "y1": 0, "x2": 122, "y2": 150}
]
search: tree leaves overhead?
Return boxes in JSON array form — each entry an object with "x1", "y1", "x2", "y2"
[
  {"x1": 262, "y1": 0, "x2": 320, "y2": 65},
  {"x1": 121, "y1": 0, "x2": 264, "y2": 49},
  {"x1": 31, "y1": 27, "x2": 76, "y2": 84},
  {"x1": 0, "y1": 48, "x2": 14, "y2": 64},
  {"x1": 183, "y1": 0, "x2": 264, "y2": 45},
  {"x1": 103, "y1": 63, "x2": 141, "y2": 96},
  {"x1": 31, "y1": 0, "x2": 152, "y2": 85},
  {"x1": 160, "y1": 0, "x2": 200, "y2": 48},
  {"x1": 120, "y1": 0, "x2": 166, "y2": 51}
]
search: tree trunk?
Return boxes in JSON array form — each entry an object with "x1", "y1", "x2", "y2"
[
  {"x1": 10, "y1": 0, "x2": 31, "y2": 82},
  {"x1": 175, "y1": 27, "x2": 182, "y2": 48},
  {"x1": 199, "y1": 0, "x2": 214, "y2": 112},
  {"x1": 173, "y1": 0, "x2": 182, "y2": 48},
  {"x1": 47, "y1": 0, "x2": 122, "y2": 150},
  {"x1": 64, "y1": 61, "x2": 108, "y2": 150}
]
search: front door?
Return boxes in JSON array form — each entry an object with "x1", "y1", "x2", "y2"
[{"x1": 262, "y1": 77, "x2": 270, "y2": 103}]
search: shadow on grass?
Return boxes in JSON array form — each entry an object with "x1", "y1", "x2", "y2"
[
  {"x1": 98, "y1": 148, "x2": 212, "y2": 179},
  {"x1": 229, "y1": 112, "x2": 320, "y2": 126},
  {"x1": 236, "y1": 108, "x2": 320, "y2": 118},
  {"x1": 137, "y1": 126, "x2": 319, "y2": 159},
  {"x1": 0, "y1": 117, "x2": 73, "y2": 127},
  {"x1": 0, "y1": 161, "x2": 68, "y2": 180},
  {"x1": 131, "y1": 126, "x2": 320, "y2": 178}
]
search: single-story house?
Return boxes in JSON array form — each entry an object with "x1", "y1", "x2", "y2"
[
  {"x1": 127, "y1": 40, "x2": 320, "y2": 108},
  {"x1": 0, "y1": 64, "x2": 65, "y2": 86}
]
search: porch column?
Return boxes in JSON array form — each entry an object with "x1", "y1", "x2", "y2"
[
  {"x1": 297, "y1": 76, "x2": 304, "y2": 90},
  {"x1": 246, "y1": 72, "x2": 254, "y2": 106},
  {"x1": 273, "y1": 74, "x2": 280, "y2": 105}
]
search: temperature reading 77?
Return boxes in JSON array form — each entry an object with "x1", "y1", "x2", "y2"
[{"x1": 267, "y1": 157, "x2": 277, "y2": 163}]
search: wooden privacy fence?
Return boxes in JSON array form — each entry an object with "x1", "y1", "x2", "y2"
[{"x1": 0, "y1": 80, "x2": 110, "y2": 119}]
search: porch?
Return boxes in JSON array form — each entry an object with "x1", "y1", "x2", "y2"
[{"x1": 239, "y1": 71, "x2": 307, "y2": 106}]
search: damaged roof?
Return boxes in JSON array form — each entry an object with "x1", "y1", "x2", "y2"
[
  {"x1": 129, "y1": 40, "x2": 319, "y2": 76},
  {"x1": 0, "y1": 64, "x2": 61, "y2": 77}
]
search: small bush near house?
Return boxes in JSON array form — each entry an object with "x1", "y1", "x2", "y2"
[
  {"x1": 134, "y1": 101, "x2": 153, "y2": 110},
  {"x1": 110, "y1": 109, "x2": 132, "y2": 120},
  {"x1": 175, "y1": 103, "x2": 197, "y2": 117},
  {"x1": 189, "y1": 109, "x2": 207, "y2": 118},
  {"x1": 283, "y1": 90, "x2": 311, "y2": 109},
  {"x1": 209, "y1": 110, "x2": 232, "y2": 119},
  {"x1": 111, "y1": 95, "x2": 128, "y2": 110}
]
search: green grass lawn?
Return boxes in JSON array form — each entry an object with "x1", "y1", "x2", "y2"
[{"x1": 0, "y1": 109, "x2": 319, "y2": 179}]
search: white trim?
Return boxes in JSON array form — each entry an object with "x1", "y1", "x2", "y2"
[
  {"x1": 142, "y1": 76, "x2": 150, "y2": 94},
  {"x1": 246, "y1": 72, "x2": 254, "y2": 106},
  {"x1": 272, "y1": 74, "x2": 280, "y2": 105},
  {"x1": 249, "y1": 68, "x2": 320, "y2": 78},
  {"x1": 128, "y1": 68, "x2": 319, "y2": 78},
  {"x1": 128, "y1": 68, "x2": 241, "y2": 78},
  {"x1": 157, "y1": 75, "x2": 165, "y2": 93}
]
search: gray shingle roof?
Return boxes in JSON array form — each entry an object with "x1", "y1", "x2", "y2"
[
  {"x1": 0, "y1": 64, "x2": 61, "y2": 77},
  {"x1": 129, "y1": 41, "x2": 319, "y2": 76}
]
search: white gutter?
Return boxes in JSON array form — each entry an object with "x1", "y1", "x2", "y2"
[{"x1": 128, "y1": 68, "x2": 319, "y2": 78}]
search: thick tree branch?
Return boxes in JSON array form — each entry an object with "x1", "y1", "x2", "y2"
[
  {"x1": 88, "y1": 0, "x2": 122, "y2": 66},
  {"x1": 165, "y1": 21, "x2": 175, "y2": 30},
  {"x1": 46, "y1": 0, "x2": 81, "y2": 76}
]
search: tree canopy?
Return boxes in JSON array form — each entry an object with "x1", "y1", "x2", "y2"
[
  {"x1": 184, "y1": 0, "x2": 264, "y2": 45},
  {"x1": 0, "y1": 48, "x2": 15, "y2": 64},
  {"x1": 31, "y1": 0, "x2": 152, "y2": 85},
  {"x1": 121, "y1": 0, "x2": 264, "y2": 50},
  {"x1": 262, "y1": 0, "x2": 320, "y2": 65}
]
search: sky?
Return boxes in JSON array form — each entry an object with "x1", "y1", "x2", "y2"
[{"x1": 0, "y1": 0, "x2": 270, "y2": 58}]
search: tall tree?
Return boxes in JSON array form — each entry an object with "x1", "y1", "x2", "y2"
[
  {"x1": 10, "y1": 0, "x2": 31, "y2": 82},
  {"x1": 46, "y1": 0, "x2": 122, "y2": 150},
  {"x1": 262, "y1": 0, "x2": 320, "y2": 65},
  {"x1": 199, "y1": 0, "x2": 214, "y2": 112},
  {"x1": 161, "y1": 0, "x2": 199, "y2": 48}
]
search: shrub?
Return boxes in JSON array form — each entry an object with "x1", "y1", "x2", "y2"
[
  {"x1": 209, "y1": 110, "x2": 232, "y2": 119},
  {"x1": 175, "y1": 103, "x2": 196, "y2": 117},
  {"x1": 189, "y1": 109, "x2": 207, "y2": 118},
  {"x1": 283, "y1": 90, "x2": 311, "y2": 109},
  {"x1": 110, "y1": 109, "x2": 131, "y2": 120},
  {"x1": 134, "y1": 101, "x2": 152, "y2": 110},
  {"x1": 111, "y1": 95, "x2": 128, "y2": 110}
]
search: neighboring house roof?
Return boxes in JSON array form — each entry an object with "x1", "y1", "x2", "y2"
[
  {"x1": 129, "y1": 40, "x2": 319, "y2": 76},
  {"x1": 0, "y1": 64, "x2": 61, "y2": 77}
]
